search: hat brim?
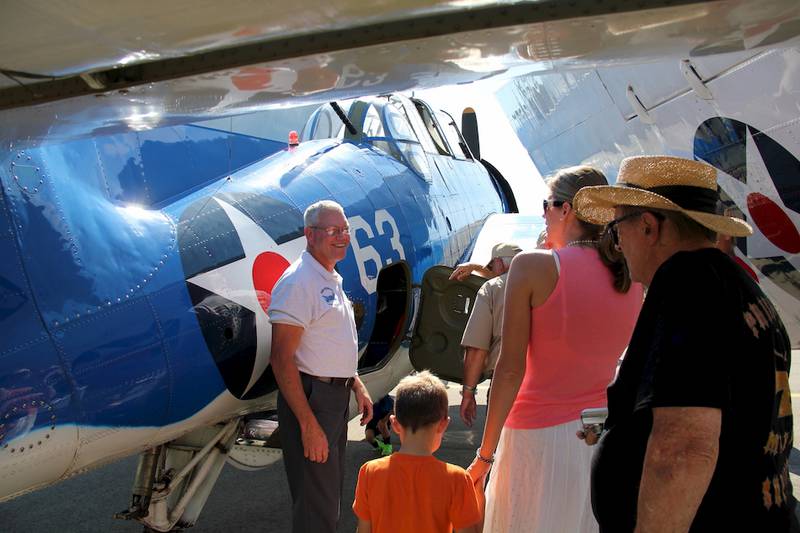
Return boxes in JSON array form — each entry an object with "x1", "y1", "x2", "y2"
[{"x1": 574, "y1": 185, "x2": 753, "y2": 238}]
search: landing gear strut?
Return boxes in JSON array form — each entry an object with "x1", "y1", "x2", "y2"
[{"x1": 115, "y1": 419, "x2": 240, "y2": 532}]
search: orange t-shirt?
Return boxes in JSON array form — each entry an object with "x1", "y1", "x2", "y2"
[{"x1": 353, "y1": 453, "x2": 481, "y2": 532}]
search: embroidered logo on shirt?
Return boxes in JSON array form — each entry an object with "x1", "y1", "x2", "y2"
[{"x1": 320, "y1": 287, "x2": 337, "y2": 306}]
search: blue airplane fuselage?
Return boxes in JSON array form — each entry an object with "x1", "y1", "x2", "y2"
[{"x1": 0, "y1": 98, "x2": 506, "y2": 500}]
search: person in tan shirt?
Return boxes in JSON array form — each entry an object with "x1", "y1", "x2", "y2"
[{"x1": 456, "y1": 242, "x2": 521, "y2": 427}]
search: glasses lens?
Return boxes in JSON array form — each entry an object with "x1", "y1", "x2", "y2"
[
  {"x1": 320, "y1": 226, "x2": 350, "y2": 236},
  {"x1": 607, "y1": 211, "x2": 642, "y2": 247},
  {"x1": 542, "y1": 199, "x2": 549, "y2": 213}
]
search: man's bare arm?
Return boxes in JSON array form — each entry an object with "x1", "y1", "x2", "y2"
[
  {"x1": 450, "y1": 263, "x2": 493, "y2": 281},
  {"x1": 270, "y1": 322, "x2": 329, "y2": 463},
  {"x1": 463, "y1": 347, "x2": 489, "y2": 388},
  {"x1": 351, "y1": 376, "x2": 373, "y2": 426},
  {"x1": 460, "y1": 347, "x2": 489, "y2": 427},
  {"x1": 635, "y1": 406, "x2": 720, "y2": 532}
]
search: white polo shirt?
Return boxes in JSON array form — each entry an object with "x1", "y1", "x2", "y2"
[{"x1": 268, "y1": 250, "x2": 358, "y2": 378}]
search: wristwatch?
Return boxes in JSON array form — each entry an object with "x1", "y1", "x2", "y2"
[{"x1": 460, "y1": 384, "x2": 478, "y2": 396}]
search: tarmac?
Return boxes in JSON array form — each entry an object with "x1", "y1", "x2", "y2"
[
  {"x1": 0, "y1": 381, "x2": 487, "y2": 532},
  {"x1": 3, "y1": 369, "x2": 800, "y2": 532}
]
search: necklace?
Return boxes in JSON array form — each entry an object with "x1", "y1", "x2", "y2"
[{"x1": 566, "y1": 239, "x2": 598, "y2": 247}]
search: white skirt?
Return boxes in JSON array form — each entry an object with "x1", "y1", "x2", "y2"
[{"x1": 483, "y1": 419, "x2": 598, "y2": 533}]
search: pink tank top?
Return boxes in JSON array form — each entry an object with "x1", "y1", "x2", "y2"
[{"x1": 505, "y1": 246, "x2": 643, "y2": 429}]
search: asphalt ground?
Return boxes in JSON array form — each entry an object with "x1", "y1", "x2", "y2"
[
  {"x1": 3, "y1": 365, "x2": 800, "y2": 532},
  {"x1": 0, "y1": 381, "x2": 486, "y2": 532}
]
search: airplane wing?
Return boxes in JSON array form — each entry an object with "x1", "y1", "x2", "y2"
[
  {"x1": 1, "y1": 0, "x2": 799, "y2": 142},
  {"x1": 466, "y1": 213, "x2": 546, "y2": 264}
]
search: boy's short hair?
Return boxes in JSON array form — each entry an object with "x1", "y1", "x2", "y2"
[{"x1": 394, "y1": 370, "x2": 449, "y2": 433}]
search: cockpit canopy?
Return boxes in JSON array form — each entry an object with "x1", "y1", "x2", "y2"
[{"x1": 301, "y1": 95, "x2": 473, "y2": 179}]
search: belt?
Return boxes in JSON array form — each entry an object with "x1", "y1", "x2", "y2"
[{"x1": 306, "y1": 374, "x2": 354, "y2": 388}]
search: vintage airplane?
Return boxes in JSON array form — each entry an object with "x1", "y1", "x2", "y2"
[
  {"x1": 1, "y1": 0, "x2": 800, "y2": 531},
  {"x1": 497, "y1": 29, "x2": 800, "y2": 345},
  {"x1": 0, "y1": 92, "x2": 516, "y2": 530}
]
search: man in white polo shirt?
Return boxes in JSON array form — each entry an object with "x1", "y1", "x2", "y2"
[{"x1": 268, "y1": 200, "x2": 373, "y2": 533}]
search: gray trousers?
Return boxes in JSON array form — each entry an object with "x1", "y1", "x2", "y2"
[{"x1": 277, "y1": 373, "x2": 350, "y2": 533}]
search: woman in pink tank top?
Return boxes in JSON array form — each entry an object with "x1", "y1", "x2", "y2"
[{"x1": 468, "y1": 166, "x2": 643, "y2": 533}]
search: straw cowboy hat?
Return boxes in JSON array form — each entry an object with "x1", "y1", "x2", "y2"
[{"x1": 573, "y1": 155, "x2": 753, "y2": 237}]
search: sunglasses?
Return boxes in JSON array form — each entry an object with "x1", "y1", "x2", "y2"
[
  {"x1": 542, "y1": 199, "x2": 566, "y2": 213},
  {"x1": 310, "y1": 225, "x2": 351, "y2": 237},
  {"x1": 605, "y1": 211, "x2": 665, "y2": 247}
]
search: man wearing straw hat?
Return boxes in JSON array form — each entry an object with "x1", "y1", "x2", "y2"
[{"x1": 573, "y1": 156, "x2": 794, "y2": 532}]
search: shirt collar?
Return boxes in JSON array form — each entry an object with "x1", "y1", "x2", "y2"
[{"x1": 302, "y1": 250, "x2": 341, "y2": 282}]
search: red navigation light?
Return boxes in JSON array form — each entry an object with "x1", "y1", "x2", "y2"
[{"x1": 288, "y1": 131, "x2": 300, "y2": 147}]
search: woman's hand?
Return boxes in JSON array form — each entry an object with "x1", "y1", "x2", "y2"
[{"x1": 467, "y1": 456, "x2": 492, "y2": 486}]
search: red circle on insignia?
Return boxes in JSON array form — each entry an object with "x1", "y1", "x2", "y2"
[
  {"x1": 746, "y1": 192, "x2": 800, "y2": 253},
  {"x1": 252, "y1": 252, "x2": 290, "y2": 313}
]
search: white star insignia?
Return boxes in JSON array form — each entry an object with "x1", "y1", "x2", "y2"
[{"x1": 187, "y1": 198, "x2": 305, "y2": 395}]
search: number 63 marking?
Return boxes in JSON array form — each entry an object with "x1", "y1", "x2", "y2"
[{"x1": 349, "y1": 209, "x2": 405, "y2": 294}]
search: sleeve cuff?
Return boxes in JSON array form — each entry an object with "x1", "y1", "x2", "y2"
[{"x1": 267, "y1": 310, "x2": 307, "y2": 328}]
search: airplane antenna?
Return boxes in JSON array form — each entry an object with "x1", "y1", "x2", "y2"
[{"x1": 329, "y1": 102, "x2": 357, "y2": 135}]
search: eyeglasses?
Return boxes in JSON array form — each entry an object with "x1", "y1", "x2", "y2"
[
  {"x1": 310, "y1": 225, "x2": 351, "y2": 237},
  {"x1": 542, "y1": 199, "x2": 566, "y2": 214},
  {"x1": 605, "y1": 211, "x2": 665, "y2": 247}
]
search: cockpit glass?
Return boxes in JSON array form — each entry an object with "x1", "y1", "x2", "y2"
[
  {"x1": 363, "y1": 105, "x2": 385, "y2": 138},
  {"x1": 301, "y1": 105, "x2": 346, "y2": 141},
  {"x1": 385, "y1": 102, "x2": 418, "y2": 142},
  {"x1": 414, "y1": 102, "x2": 451, "y2": 156},
  {"x1": 437, "y1": 110, "x2": 472, "y2": 160}
]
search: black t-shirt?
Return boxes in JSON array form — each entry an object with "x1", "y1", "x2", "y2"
[{"x1": 592, "y1": 248, "x2": 793, "y2": 532}]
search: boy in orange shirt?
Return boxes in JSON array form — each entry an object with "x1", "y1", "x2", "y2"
[{"x1": 353, "y1": 371, "x2": 483, "y2": 533}]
